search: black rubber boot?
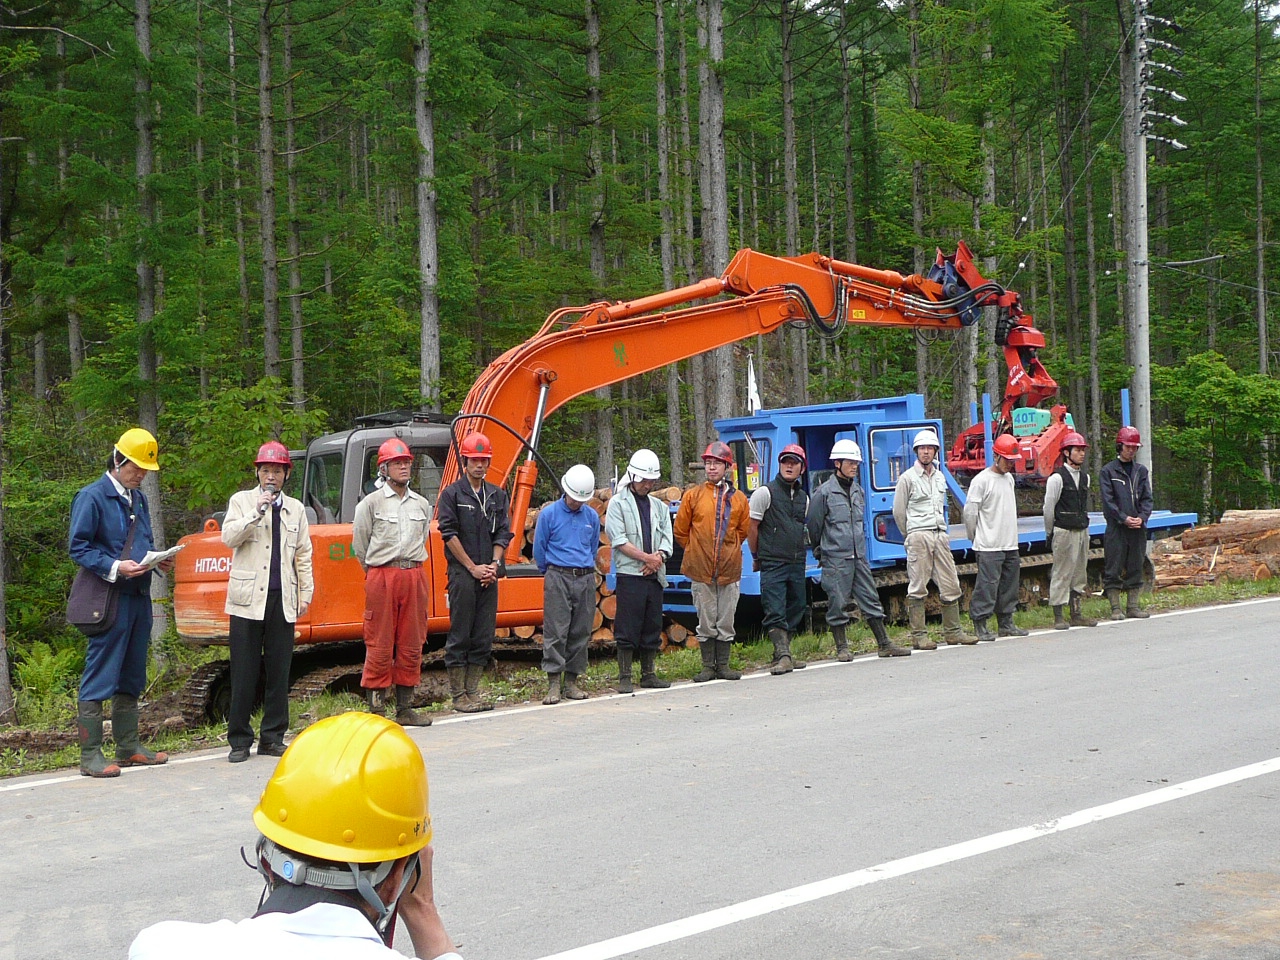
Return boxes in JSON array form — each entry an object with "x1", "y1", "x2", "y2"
[
  {"x1": 1053, "y1": 605, "x2": 1069, "y2": 630},
  {"x1": 1126, "y1": 590, "x2": 1151, "y2": 619},
  {"x1": 832, "y1": 623, "x2": 853, "y2": 662},
  {"x1": 543, "y1": 673, "x2": 562, "y2": 704},
  {"x1": 365, "y1": 687, "x2": 389, "y2": 714},
  {"x1": 714, "y1": 640, "x2": 742, "y2": 680},
  {"x1": 908, "y1": 599, "x2": 936, "y2": 650},
  {"x1": 1106, "y1": 588, "x2": 1125, "y2": 621},
  {"x1": 464, "y1": 665, "x2": 494, "y2": 711},
  {"x1": 395, "y1": 685, "x2": 432, "y2": 726},
  {"x1": 997, "y1": 616, "x2": 1029, "y2": 638},
  {"x1": 1070, "y1": 592, "x2": 1098, "y2": 627},
  {"x1": 78, "y1": 701, "x2": 121, "y2": 779},
  {"x1": 972, "y1": 617, "x2": 997, "y2": 641},
  {"x1": 617, "y1": 648, "x2": 635, "y2": 693},
  {"x1": 870, "y1": 618, "x2": 911, "y2": 657},
  {"x1": 786, "y1": 632, "x2": 807, "y2": 668},
  {"x1": 563, "y1": 673, "x2": 588, "y2": 700},
  {"x1": 639, "y1": 650, "x2": 670, "y2": 688},
  {"x1": 769, "y1": 627, "x2": 793, "y2": 675},
  {"x1": 112, "y1": 693, "x2": 167, "y2": 766},
  {"x1": 693, "y1": 641, "x2": 717, "y2": 682}
]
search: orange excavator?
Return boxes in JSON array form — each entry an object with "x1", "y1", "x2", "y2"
[{"x1": 173, "y1": 242, "x2": 1064, "y2": 720}]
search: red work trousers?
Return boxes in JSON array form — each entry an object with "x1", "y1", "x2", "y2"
[{"x1": 361, "y1": 565, "x2": 428, "y2": 689}]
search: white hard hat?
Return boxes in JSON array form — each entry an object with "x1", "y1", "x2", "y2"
[
  {"x1": 561, "y1": 464, "x2": 596, "y2": 502},
  {"x1": 830, "y1": 438, "x2": 863, "y2": 463},
  {"x1": 912, "y1": 429, "x2": 941, "y2": 451},
  {"x1": 626, "y1": 448, "x2": 661, "y2": 481}
]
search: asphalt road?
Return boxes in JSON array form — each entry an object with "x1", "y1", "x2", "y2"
[{"x1": 3, "y1": 597, "x2": 1278, "y2": 960}]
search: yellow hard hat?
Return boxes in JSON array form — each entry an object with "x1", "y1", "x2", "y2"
[
  {"x1": 114, "y1": 428, "x2": 160, "y2": 471},
  {"x1": 253, "y1": 712, "x2": 431, "y2": 865}
]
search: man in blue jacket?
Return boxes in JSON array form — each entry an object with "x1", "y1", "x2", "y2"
[
  {"x1": 1101, "y1": 426, "x2": 1154, "y2": 620},
  {"x1": 68, "y1": 428, "x2": 174, "y2": 778}
]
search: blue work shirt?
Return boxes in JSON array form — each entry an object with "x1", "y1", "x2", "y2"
[{"x1": 533, "y1": 497, "x2": 601, "y2": 572}]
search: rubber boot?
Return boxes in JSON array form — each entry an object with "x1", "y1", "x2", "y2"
[
  {"x1": 972, "y1": 617, "x2": 997, "y2": 641},
  {"x1": 1070, "y1": 592, "x2": 1098, "y2": 627},
  {"x1": 639, "y1": 650, "x2": 671, "y2": 688},
  {"x1": 616, "y1": 648, "x2": 635, "y2": 693},
  {"x1": 941, "y1": 601, "x2": 978, "y2": 645},
  {"x1": 464, "y1": 665, "x2": 494, "y2": 711},
  {"x1": 1106, "y1": 588, "x2": 1125, "y2": 621},
  {"x1": 1053, "y1": 605, "x2": 1069, "y2": 630},
  {"x1": 714, "y1": 640, "x2": 742, "y2": 680},
  {"x1": 563, "y1": 673, "x2": 588, "y2": 700},
  {"x1": 112, "y1": 694, "x2": 167, "y2": 766},
  {"x1": 448, "y1": 666, "x2": 473, "y2": 713},
  {"x1": 908, "y1": 599, "x2": 936, "y2": 650},
  {"x1": 693, "y1": 641, "x2": 717, "y2": 682},
  {"x1": 543, "y1": 673, "x2": 562, "y2": 705},
  {"x1": 769, "y1": 627, "x2": 793, "y2": 675},
  {"x1": 832, "y1": 623, "x2": 853, "y2": 662},
  {"x1": 1126, "y1": 590, "x2": 1151, "y2": 619},
  {"x1": 786, "y1": 632, "x2": 807, "y2": 669},
  {"x1": 395, "y1": 685, "x2": 432, "y2": 726},
  {"x1": 997, "y1": 615, "x2": 1029, "y2": 638},
  {"x1": 870, "y1": 617, "x2": 911, "y2": 657},
  {"x1": 78, "y1": 701, "x2": 121, "y2": 779},
  {"x1": 365, "y1": 687, "x2": 389, "y2": 714}
]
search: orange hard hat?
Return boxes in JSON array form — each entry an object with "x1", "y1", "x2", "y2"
[
  {"x1": 992, "y1": 434, "x2": 1023, "y2": 461},
  {"x1": 377, "y1": 438, "x2": 412, "y2": 466},
  {"x1": 1116, "y1": 426, "x2": 1142, "y2": 446},
  {"x1": 702, "y1": 441, "x2": 734, "y2": 466},
  {"x1": 459, "y1": 432, "x2": 492, "y2": 459},
  {"x1": 255, "y1": 441, "x2": 291, "y2": 467}
]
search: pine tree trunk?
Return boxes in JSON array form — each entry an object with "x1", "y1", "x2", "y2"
[
  {"x1": 1055, "y1": 60, "x2": 1085, "y2": 422},
  {"x1": 414, "y1": 0, "x2": 441, "y2": 412},
  {"x1": 908, "y1": 0, "x2": 927, "y2": 402},
  {"x1": 585, "y1": 0, "x2": 613, "y2": 479},
  {"x1": 229, "y1": 0, "x2": 252, "y2": 385},
  {"x1": 0, "y1": 138, "x2": 14, "y2": 724},
  {"x1": 283, "y1": 16, "x2": 306, "y2": 414},
  {"x1": 655, "y1": 0, "x2": 684, "y2": 484},
  {"x1": 1255, "y1": 0, "x2": 1272, "y2": 491},
  {"x1": 258, "y1": 3, "x2": 281, "y2": 379},
  {"x1": 780, "y1": 0, "x2": 805, "y2": 405},
  {"x1": 195, "y1": 1, "x2": 210, "y2": 401}
]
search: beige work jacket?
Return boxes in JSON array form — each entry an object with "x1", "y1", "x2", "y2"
[{"x1": 221, "y1": 487, "x2": 314, "y2": 621}]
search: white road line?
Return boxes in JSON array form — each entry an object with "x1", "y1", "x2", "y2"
[
  {"x1": 533, "y1": 755, "x2": 1280, "y2": 960},
  {"x1": 5, "y1": 595, "x2": 1277, "y2": 793}
]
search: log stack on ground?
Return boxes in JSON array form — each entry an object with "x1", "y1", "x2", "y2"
[{"x1": 1152, "y1": 510, "x2": 1280, "y2": 588}]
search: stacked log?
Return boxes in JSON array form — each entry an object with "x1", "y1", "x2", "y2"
[{"x1": 1152, "y1": 510, "x2": 1280, "y2": 589}]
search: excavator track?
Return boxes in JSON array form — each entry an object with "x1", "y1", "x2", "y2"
[{"x1": 179, "y1": 659, "x2": 233, "y2": 727}]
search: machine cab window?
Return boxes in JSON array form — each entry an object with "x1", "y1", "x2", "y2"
[
  {"x1": 302, "y1": 453, "x2": 344, "y2": 524},
  {"x1": 730, "y1": 436, "x2": 771, "y2": 492},
  {"x1": 867, "y1": 428, "x2": 919, "y2": 491},
  {"x1": 358, "y1": 446, "x2": 448, "y2": 502}
]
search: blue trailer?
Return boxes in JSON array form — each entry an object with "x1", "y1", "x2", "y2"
[{"x1": 660, "y1": 394, "x2": 1197, "y2": 627}]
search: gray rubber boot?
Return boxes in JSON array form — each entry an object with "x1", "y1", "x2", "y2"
[
  {"x1": 365, "y1": 687, "x2": 390, "y2": 714},
  {"x1": 1106, "y1": 588, "x2": 1126, "y2": 621},
  {"x1": 908, "y1": 599, "x2": 936, "y2": 650},
  {"x1": 997, "y1": 615, "x2": 1029, "y2": 638},
  {"x1": 448, "y1": 666, "x2": 475, "y2": 712},
  {"x1": 463, "y1": 665, "x2": 494, "y2": 712},
  {"x1": 942, "y1": 601, "x2": 978, "y2": 644},
  {"x1": 543, "y1": 673, "x2": 562, "y2": 705},
  {"x1": 870, "y1": 617, "x2": 911, "y2": 657},
  {"x1": 113, "y1": 693, "x2": 167, "y2": 766},
  {"x1": 395, "y1": 686, "x2": 432, "y2": 726},
  {"x1": 616, "y1": 648, "x2": 635, "y2": 693},
  {"x1": 1053, "y1": 605, "x2": 1069, "y2": 630},
  {"x1": 563, "y1": 673, "x2": 589, "y2": 700},
  {"x1": 693, "y1": 641, "x2": 717, "y2": 682},
  {"x1": 1126, "y1": 590, "x2": 1151, "y2": 619},
  {"x1": 786, "y1": 632, "x2": 807, "y2": 668},
  {"x1": 714, "y1": 641, "x2": 742, "y2": 680},
  {"x1": 832, "y1": 623, "x2": 853, "y2": 662},
  {"x1": 78, "y1": 701, "x2": 121, "y2": 779},
  {"x1": 1070, "y1": 592, "x2": 1098, "y2": 627},
  {"x1": 972, "y1": 617, "x2": 997, "y2": 641},
  {"x1": 638, "y1": 650, "x2": 670, "y2": 688},
  {"x1": 769, "y1": 627, "x2": 793, "y2": 675}
]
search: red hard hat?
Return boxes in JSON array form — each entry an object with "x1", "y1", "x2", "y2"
[
  {"x1": 779, "y1": 443, "x2": 807, "y2": 468},
  {"x1": 702, "y1": 441, "x2": 734, "y2": 466},
  {"x1": 254, "y1": 441, "x2": 290, "y2": 467},
  {"x1": 1062, "y1": 431, "x2": 1088, "y2": 450},
  {"x1": 992, "y1": 434, "x2": 1023, "y2": 461},
  {"x1": 459, "y1": 432, "x2": 492, "y2": 459},
  {"x1": 1116, "y1": 426, "x2": 1142, "y2": 447},
  {"x1": 377, "y1": 438, "x2": 413, "y2": 466}
]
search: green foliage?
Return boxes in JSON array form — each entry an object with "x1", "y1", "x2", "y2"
[{"x1": 14, "y1": 642, "x2": 82, "y2": 728}]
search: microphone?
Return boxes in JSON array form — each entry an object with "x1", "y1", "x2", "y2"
[{"x1": 259, "y1": 483, "x2": 278, "y2": 515}]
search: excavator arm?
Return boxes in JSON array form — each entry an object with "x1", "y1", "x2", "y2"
[{"x1": 443, "y1": 243, "x2": 1056, "y2": 562}]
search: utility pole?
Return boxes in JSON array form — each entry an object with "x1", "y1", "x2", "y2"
[{"x1": 1127, "y1": 0, "x2": 1185, "y2": 472}]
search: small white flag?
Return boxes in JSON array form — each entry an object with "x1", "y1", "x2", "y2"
[{"x1": 746, "y1": 355, "x2": 762, "y2": 413}]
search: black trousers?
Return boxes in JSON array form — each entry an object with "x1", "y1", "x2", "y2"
[
  {"x1": 444, "y1": 563, "x2": 499, "y2": 667},
  {"x1": 228, "y1": 590, "x2": 293, "y2": 748},
  {"x1": 1103, "y1": 523, "x2": 1147, "y2": 590},
  {"x1": 759, "y1": 560, "x2": 807, "y2": 633},
  {"x1": 613, "y1": 574, "x2": 664, "y2": 651},
  {"x1": 970, "y1": 550, "x2": 1020, "y2": 622}
]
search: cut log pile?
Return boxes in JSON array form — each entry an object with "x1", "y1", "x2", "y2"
[
  {"x1": 513, "y1": 484, "x2": 697, "y2": 650},
  {"x1": 1152, "y1": 509, "x2": 1280, "y2": 589}
]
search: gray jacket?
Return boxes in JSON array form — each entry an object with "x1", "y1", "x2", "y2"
[
  {"x1": 604, "y1": 484, "x2": 673, "y2": 587},
  {"x1": 806, "y1": 475, "x2": 866, "y2": 562}
]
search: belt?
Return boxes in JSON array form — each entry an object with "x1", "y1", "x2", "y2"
[
  {"x1": 378, "y1": 559, "x2": 423, "y2": 569},
  {"x1": 548, "y1": 564, "x2": 594, "y2": 577}
]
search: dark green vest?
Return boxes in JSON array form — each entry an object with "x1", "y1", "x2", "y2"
[{"x1": 758, "y1": 475, "x2": 808, "y2": 564}]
